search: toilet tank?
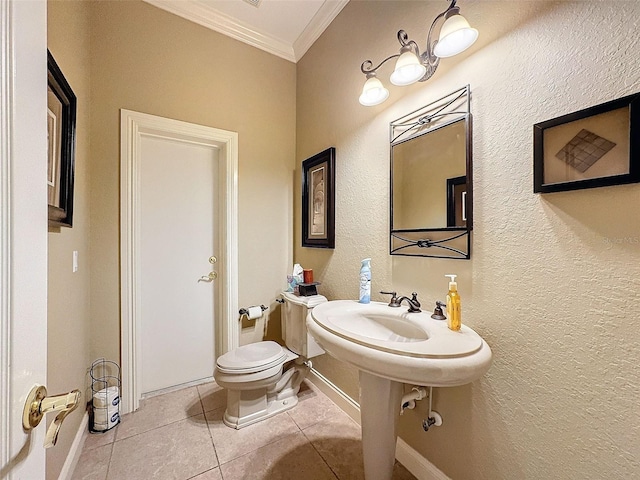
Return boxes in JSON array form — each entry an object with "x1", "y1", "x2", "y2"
[{"x1": 281, "y1": 291, "x2": 326, "y2": 359}]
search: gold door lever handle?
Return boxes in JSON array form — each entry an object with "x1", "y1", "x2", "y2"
[
  {"x1": 23, "y1": 385, "x2": 81, "y2": 448},
  {"x1": 198, "y1": 271, "x2": 218, "y2": 283}
]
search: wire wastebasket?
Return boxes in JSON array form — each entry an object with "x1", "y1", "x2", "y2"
[{"x1": 90, "y1": 358, "x2": 121, "y2": 432}]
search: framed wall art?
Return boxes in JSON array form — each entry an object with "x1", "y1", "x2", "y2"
[
  {"x1": 47, "y1": 50, "x2": 77, "y2": 228},
  {"x1": 302, "y1": 147, "x2": 335, "y2": 248},
  {"x1": 534, "y1": 92, "x2": 639, "y2": 193}
]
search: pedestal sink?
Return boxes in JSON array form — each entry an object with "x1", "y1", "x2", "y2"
[{"x1": 307, "y1": 300, "x2": 492, "y2": 480}]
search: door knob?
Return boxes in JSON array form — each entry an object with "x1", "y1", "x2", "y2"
[
  {"x1": 23, "y1": 385, "x2": 81, "y2": 448},
  {"x1": 198, "y1": 271, "x2": 218, "y2": 283}
]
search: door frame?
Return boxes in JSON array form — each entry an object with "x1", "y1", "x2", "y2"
[
  {"x1": 0, "y1": 0, "x2": 12, "y2": 468},
  {"x1": 120, "y1": 109, "x2": 239, "y2": 413}
]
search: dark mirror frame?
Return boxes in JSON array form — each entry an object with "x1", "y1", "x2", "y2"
[
  {"x1": 389, "y1": 85, "x2": 473, "y2": 259},
  {"x1": 47, "y1": 50, "x2": 76, "y2": 228}
]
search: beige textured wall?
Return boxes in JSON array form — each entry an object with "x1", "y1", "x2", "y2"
[
  {"x1": 47, "y1": 1, "x2": 92, "y2": 478},
  {"x1": 296, "y1": 1, "x2": 640, "y2": 478},
  {"x1": 88, "y1": 1, "x2": 296, "y2": 361}
]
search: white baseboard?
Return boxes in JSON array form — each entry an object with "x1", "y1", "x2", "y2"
[
  {"x1": 58, "y1": 412, "x2": 89, "y2": 480},
  {"x1": 307, "y1": 368, "x2": 449, "y2": 480},
  {"x1": 141, "y1": 376, "x2": 215, "y2": 401},
  {"x1": 308, "y1": 368, "x2": 360, "y2": 424},
  {"x1": 395, "y1": 437, "x2": 451, "y2": 480}
]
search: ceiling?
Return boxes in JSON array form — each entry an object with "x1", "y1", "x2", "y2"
[{"x1": 143, "y1": 0, "x2": 350, "y2": 63}]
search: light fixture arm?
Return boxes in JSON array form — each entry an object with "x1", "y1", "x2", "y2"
[
  {"x1": 360, "y1": 55, "x2": 398, "y2": 76},
  {"x1": 361, "y1": 0, "x2": 458, "y2": 81},
  {"x1": 362, "y1": 31, "x2": 424, "y2": 76},
  {"x1": 358, "y1": 0, "x2": 476, "y2": 106}
]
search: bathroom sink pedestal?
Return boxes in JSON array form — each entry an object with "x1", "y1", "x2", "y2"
[
  {"x1": 307, "y1": 300, "x2": 493, "y2": 480},
  {"x1": 359, "y1": 371, "x2": 403, "y2": 480}
]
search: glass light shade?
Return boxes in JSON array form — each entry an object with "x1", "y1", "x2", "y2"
[
  {"x1": 433, "y1": 14, "x2": 478, "y2": 58},
  {"x1": 390, "y1": 51, "x2": 427, "y2": 86},
  {"x1": 359, "y1": 76, "x2": 389, "y2": 106}
]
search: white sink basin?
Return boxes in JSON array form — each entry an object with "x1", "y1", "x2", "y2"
[
  {"x1": 307, "y1": 300, "x2": 492, "y2": 387},
  {"x1": 307, "y1": 299, "x2": 493, "y2": 480}
]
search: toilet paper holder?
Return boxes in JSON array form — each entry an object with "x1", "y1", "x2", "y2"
[{"x1": 239, "y1": 304, "x2": 268, "y2": 320}]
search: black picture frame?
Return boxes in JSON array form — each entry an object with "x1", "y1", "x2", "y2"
[
  {"x1": 446, "y1": 175, "x2": 467, "y2": 227},
  {"x1": 534, "y1": 92, "x2": 640, "y2": 193},
  {"x1": 302, "y1": 147, "x2": 335, "y2": 248},
  {"x1": 47, "y1": 50, "x2": 76, "y2": 228}
]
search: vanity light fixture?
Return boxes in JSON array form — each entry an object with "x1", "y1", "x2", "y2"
[{"x1": 358, "y1": 0, "x2": 478, "y2": 106}]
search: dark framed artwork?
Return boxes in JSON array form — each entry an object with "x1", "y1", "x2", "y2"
[
  {"x1": 446, "y1": 175, "x2": 467, "y2": 227},
  {"x1": 47, "y1": 50, "x2": 77, "y2": 228},
  {"x1": 534, "y1": 92, "x2": 639, "y2": 193},
  {"x1": 302, "y1": 147, "x2": 335, "y2": 248}
]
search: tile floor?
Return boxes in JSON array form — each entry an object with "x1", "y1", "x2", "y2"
[{"x1": 72, "y1": 379, "x2": 417, "y2": 480}]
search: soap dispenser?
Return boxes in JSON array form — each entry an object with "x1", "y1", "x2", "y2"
[{"x1": 445, "y1": 274, "x2": 461, "y2": 331}]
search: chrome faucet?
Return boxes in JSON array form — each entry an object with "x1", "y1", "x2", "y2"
[{"x1": 380, "y1": 291, "x2": 421, "y2": 313}]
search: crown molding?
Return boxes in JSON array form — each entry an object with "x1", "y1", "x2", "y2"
[
  {"x1": 144, "y1": 0, "x2": 349, "y2": 63},
  {"x1": 293, "y1": 0, "x2": 348, "y2": 61},
  {"x1": 145, "y1": 0, "x2": 294, "y2": 61}
]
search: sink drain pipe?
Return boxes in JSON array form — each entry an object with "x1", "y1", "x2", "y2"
[
  {"x1": 399, "y1": 386, "x2": 443, "y2": 431},
  {"x1": 400, "y1": 386, "x2": 427, "y2": 414}
]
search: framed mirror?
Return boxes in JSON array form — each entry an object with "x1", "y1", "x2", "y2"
[{"x1": 390, "y1": 85, "x2": 472, "y2": 259}]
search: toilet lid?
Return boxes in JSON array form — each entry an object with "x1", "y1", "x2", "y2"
[{"x1": 216, "y1": 341, "x2": 287, "y2": 374}]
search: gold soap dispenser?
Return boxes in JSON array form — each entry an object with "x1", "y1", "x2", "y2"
[{"x1": 445, "y1": 274, "x2": 461, "y2": 331}]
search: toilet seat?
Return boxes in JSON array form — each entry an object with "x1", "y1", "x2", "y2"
[{"x1": 216, "y1": 341, "x2": 287, "y2": 375}]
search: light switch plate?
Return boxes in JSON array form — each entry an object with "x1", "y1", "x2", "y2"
[{"x1": 72, "y1": 250, "x2": 78, "y2": 273}]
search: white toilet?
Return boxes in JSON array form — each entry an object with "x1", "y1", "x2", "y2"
[{"x1": 214, "y1": 291, "x2": 327, "y2": 429}]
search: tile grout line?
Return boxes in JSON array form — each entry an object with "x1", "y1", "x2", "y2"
[
  {"x1": 113, "y1": 412, "x2": 201, "y2": 444},
  {"x1": 300, "y1": 427, "x2": 340, "y2": 480},
  {"x1": 214, "y1": 427, "x2": 304, "y2": 470},
  {"x1": 103, "y1": 438, "x2": 115, "y2": 480},
  {"x1": 198, "y1": 388, "x2": 224, "y2": 478},
  {"x1": 289, "y1": 383, "x2": 351, "y2": 478},
  {"x1": 285, "y1": 410, "x2": 305, "y2": 432},
  {"x1": 104, "y1": 388, "x2": 212, "y2": 478},
  {"x1": 185, "y1": 467, "x2": 220, "y2": 480},
  {"x1": 114, "y1": 390, "x2": 214, "y2": 445}
]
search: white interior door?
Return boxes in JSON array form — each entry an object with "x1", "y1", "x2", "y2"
[
  {"x1": 1, "y1": 2, "x2": 48, "y2": 478},
  {"x1": 138, "y1": 136, "x2": 218, "y2": 394},
  {"x1": 121, "y1": 110, "x2": 239, "y2": 413}
]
